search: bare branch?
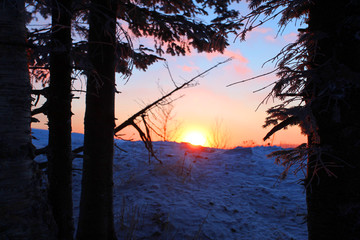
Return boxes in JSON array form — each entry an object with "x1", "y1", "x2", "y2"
[
  {"x1": 226, "y1": 68, "x2": 278, "y2": 87},
  {"x1": 31, "y1": 102, "x2": 48, "y2": 116},
  {"x1": 114, "y1": 143, "x2": 128, "y2": 153},
  {"x1": 34, "y1": 146, "x2": 48, "y2": 156},
  {"x1": 114, "y1": 58, "x2": 232, "y2": 134},
  {"x1": 164, "y1": 61, "x2": 177, "y2": 87},
  {"x1": 72, "y1": 146, "x2": 84, "y2": 154},
  {"x1": 31, "y1": 87, "x2": 49, "y2": 97},
  {"x1": 131, "y1": 120, "x2": 162, "y2": 164},
  {"x1": 71, "y1": 59, "x2": 231, "y2": 163},
  {"x1": 263, "y1": 116, "x2": 299, "y2": 141}
]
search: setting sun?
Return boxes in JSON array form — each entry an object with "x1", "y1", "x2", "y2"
[{"x1": 183, "y1": 131, "x2": 207, "y2": 146}]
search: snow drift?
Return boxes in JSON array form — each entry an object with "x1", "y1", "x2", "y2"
[{"x1": 32, "y1": 129, "x2": 307, "y2": 240}]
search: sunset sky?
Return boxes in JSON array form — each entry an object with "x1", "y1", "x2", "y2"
[{"x1": 31, "y1": 3, "x2": 307, "y2": 148}]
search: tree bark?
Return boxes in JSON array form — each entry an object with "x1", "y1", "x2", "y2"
[
  {"x1": 76, "y1": 0, "x2": 117, "y2": 239},
  {"x1": 306, "y1": 1, "x2": 360, "y2": 239},
  {"x1": 48, "y1": 0, "x2": 74, "y2": 239},
  {"x1": 0, "y1": 0, "x2": 54, "y2": 239}
]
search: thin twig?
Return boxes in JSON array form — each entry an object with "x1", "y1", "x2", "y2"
[
  {"x1": 164, "y1": 61, "x2": 177, "y2": 87},
  {"x1": 114, "y1": 58, "x2": 232, "y2": 134},
  {"x1": 226, "y1": 68, "x2": 278, "y2": 87}
]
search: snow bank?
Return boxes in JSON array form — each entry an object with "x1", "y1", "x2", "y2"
[{"x1": 32, "y1": 129, "x2": 307, "y2": 240}]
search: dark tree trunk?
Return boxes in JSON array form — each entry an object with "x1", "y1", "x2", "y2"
[
  {"x1": 0, "y1": 0, "x2": 55, "y2": 239},
  {"x1": 306, "y1": 1, "x2": 360, "y2": 239},
  {"x1": 48, "y1": 0, "x2": 74, "y2": 239},
  {"x1": 76, "y1": 0, "x2": 117, "y2": 239}
]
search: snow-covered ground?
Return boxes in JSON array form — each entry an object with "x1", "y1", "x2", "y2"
[{"x1": 32, "y1": 129, "x2": 307, "y2": 240}]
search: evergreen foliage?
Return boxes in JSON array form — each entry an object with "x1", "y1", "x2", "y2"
[
  {"x1": 234, "y1": 0, "x2": 360, "y2": 238},
  {"x1": 26, "y1": 1, "x2": 243, "y2": 239},
  {"x1": 27, "y1": 0, "x2": 242, "y2": 80}
]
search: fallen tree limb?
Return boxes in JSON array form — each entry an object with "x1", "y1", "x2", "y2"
[
  {"x1": 114, "y1": 58, "x2": 232, "y2": 134},
  {"x1": 61, "y1": 58, "x2": 232, "y2": 162}
]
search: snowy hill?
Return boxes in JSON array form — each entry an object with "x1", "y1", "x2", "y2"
[{"x1": 32, "y1": 129, "x2": 307, "y2": 240}]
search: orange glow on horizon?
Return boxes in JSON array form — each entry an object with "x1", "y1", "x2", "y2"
[{"x1": 181, "y1": 131, "x2": 208, "y2": 147}]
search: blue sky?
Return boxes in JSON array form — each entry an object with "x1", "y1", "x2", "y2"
[{"x1": 30, "y1": 2, "x2": 307, "y2": 147}]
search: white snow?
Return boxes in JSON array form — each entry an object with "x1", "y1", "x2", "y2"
[{"x1": 32, "y1": 128, "x2": 307, "y2": 240}]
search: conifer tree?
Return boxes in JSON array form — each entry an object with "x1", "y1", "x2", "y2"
[
  {"x1": 0, "y1": 0, "x2": 55, "y2": 238},
  {"x1": 76, "y1": 0, "x2": 117, "y2": 239},
  {"x1": 48, "y1": 0, "x2": 74, "y2": 239},
  {"x1": 232, "y1": 1, "x2": 360, "y2": 238},
  {"x1": 77, "y1": 1, "x2": 241, "y2": 239},
  {"x1": 27, "y1": 1, "x2": 241, "y2": 238}
]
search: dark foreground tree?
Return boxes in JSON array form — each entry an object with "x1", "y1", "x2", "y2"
[
  {"x1": 76, "y1": 0, "x2": 117, "y2": 239},
  {"x1": 0, "y1": 0, "x2": 54, "y2": 239},
  {"x1": 304, "y1": 1, "x2": 360, "y2": 238},
  {"x1": 76, "y1": 1, "x2": 241, "y2": 238},
  {"x1": 47, "y1": 0, "x2": 74, "y2": 239},
  {"x1": 231, "y1": 0, "x2": 360, "y2": 239}
]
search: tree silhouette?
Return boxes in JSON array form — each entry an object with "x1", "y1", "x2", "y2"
[
  {"x1": 231, "y1": 0, "x2": 360, "y2": 238},
  {"x1": 0, "y1": 0, "x2": 55, "y2": 239},
  {"x1": 47, "y1": 0, "x2": 74, "y2": 239},
  {"x1": 208, "y1": 118, "x2": 230, "y2": 149},
  {"x1": 76, "y1": 0, "x2": 117, "y2": 239},
  {"x1": 76, "y1": 1, "x2": 241, "y2": 238}
]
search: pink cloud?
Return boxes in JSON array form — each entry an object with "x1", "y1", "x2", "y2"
[
  {"x1": 223, "y1": 63, "x2": 251, "y2": 75},
  {"x1": 283, "y1": 32, "x2": 298, "y2": 43},
  {"x1": 263, "y1": 31, "x2": 299, "y2": 44},
  {"x1": 246, "y1": 27, "x2": 274, "y2": 39},
  {"x1": 252, "y1": 27, "x2": 273, "y2": 34},
  {"x1": 242, "y1": 26, "x2": 298, "y2": 44},
  {"x1": 265, "y1": 35, "x2": 277, "y2": 42},
  {"x1": 224, "y1": 49, "x2": 248, "y2": 63},
  {"x1": 222, "y1": 49, "x2": 251, "y2": 74},
  {"x1": 180, "y1": 65, "x2": 200, "y2": 72},
  {"x1": 205, "y1": 49, "x2": 248, "y2": 63},
  {"x1": 233, "y1": 64, "x2": 252, "y2": 74},
  {"x1": 201, "y1": 49, "x2": 251, "y2": 74}
]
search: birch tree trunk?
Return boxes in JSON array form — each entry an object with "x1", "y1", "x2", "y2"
[{"x1": 0, "y1": 0, "x2": 54, "y2": 239}]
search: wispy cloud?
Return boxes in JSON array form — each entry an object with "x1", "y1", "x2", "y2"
[
  {"x1": 246, "y1": 27, "x2": 274, "y2": 39},
  {"x1": 252, "y1": 27, "x2": 273, "y2": 34},
  {"x1": 179, "y1": 65, "x2": 200, "y2": 72},
  {"x1": 244, "y1": 26, "x2": 298, "y2": 44},
  {"x1": 265, "y1": 35, "x2": 277, "y2": 43},
  {"x1": 205, "y1": 49, "x2": 248, "y2": 62},
  {"x1": 283, "y1": 32, "x2": 298, "y2": 42},
  {"x1": 221, "y1": 49, "x2": 251, "y2": 74}
]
